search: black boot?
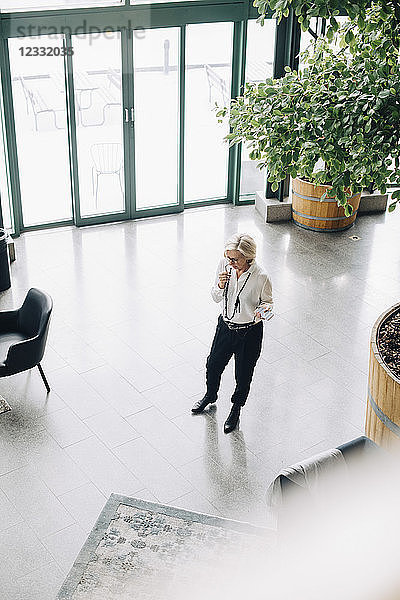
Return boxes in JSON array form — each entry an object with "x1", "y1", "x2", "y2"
[
  {"x1": 191, "y1": 394, "x2": 217, "y2": 414},
  {"x1": 224, "y1": 404, "x2": 241, "y2": 433}
]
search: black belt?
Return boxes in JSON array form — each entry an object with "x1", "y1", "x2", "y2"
[{"x1": 223, "y1": 319, "x2": 258, "y2": 331}]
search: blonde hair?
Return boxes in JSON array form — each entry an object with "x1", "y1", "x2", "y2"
[{"x1": 224, "y1": 233, "x2": 257, "y2": 265}]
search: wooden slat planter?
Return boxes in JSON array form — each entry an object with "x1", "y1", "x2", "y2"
[
  {"x1": 365, "y1": 303, "x2": 400, "y2": 448},
  {"x1": 292, "y1": 178, "x2": 361, "y2": 232}
]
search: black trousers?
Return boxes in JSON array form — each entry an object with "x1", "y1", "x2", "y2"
[{"x1": 206, "y1": 315, "x2": 263, "y2": 407}]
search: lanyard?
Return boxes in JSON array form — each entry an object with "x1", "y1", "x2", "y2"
[{"x1": 223, "y1": 268, "x2": 252, "y2": 321}]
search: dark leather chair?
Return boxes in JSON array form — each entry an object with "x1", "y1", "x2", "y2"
[
  {"x1": 268, "y1": 436, "x2": 380, "y2": 534},
  {"x1": 278, "y1": 436, "x2": 378, "y2": 496},
  {"x1": 0, "y1": 288, "x2": 53, "y2": 393}
]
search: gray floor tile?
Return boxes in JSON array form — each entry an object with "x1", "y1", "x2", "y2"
[
  {"x1": 37, "y1": 407, "x2": 92, "y2": 448},
  {"x1": 43, "y1": 523, "x2": 88, "y2": 572},
  {"x1": 171, "y1": 490, "x2": 221, "y2": 517},
  {"x1": 6, "y1": 562, "x2": 66, "y2": 600},
  {"x1": 187, "y1": 319, "x2": 216, "y2": 346},
  {"x1": 85, "y1": 408, "x2": 140, "y2": 448},
  {"x1": 344, "y1": 373, "x2": 368, "y2": 402},
  {"x1": 126, "y1": 407, "x2": 202, "y2": 467},
  {"x1": 110, "y1": 320, "x2": 186, "y2": 372},
  {"x1": 177, "y1": 455, "x2": 257, "y2": 503},
  {"x1": 82, "y1": 364, "x2": 153, "y2": 416},
  {"x1": 0, "y1": 433, "x2": 30, "y2": 477},
  {"x1": 50, "y1": 325, "x2": 106, "y2": 374},
  {"x1": 280, "y1": 329, "x2": 330, "y2": 361},
  {"x1": 250, "y1": 358, "x2": 289, "y2": 391},
  {"x1": 0, "y1": 370, "x2": 66, "y2": 419},
  {"x1": 114, "y1": 437, "x2": 193, "y2": 503},
  {"x1": 163, "y1": 299, "x2": 218, "y2": 329},
  {"x1": 146, "y1": 317, "x2": 194, "y2": 347},
  {"x1": 0, "y1": 466, "x2": 75, "y2": 538},
  {"x1": 49, "y1": 366, "x2": 109, "y2": 419},
  {"x1": 58, "y1": 483, "x2": 107, "y2": 534},
  {"x1": 30, "y1": 443, "x2": 89, "y2": 497},
  {"x1": 142, "y1": 382, "x2": 190, "y2": 419},
  {"x1": 41, "y1": 345, "x2": 67, "y2": 372},
  {"x1": 0, "y1": 427, "x2": 61, "y2": 477},
  {"x1": 172, "y1": 338, "x2": 209, "y2": 372},
  {"x1": 133, "y1": 488, "x2": 160, "y2": 503},
  {"x1": 305, "y1": 376, "x2": 353, "y2": 404},
  {"x1": 295, "y1": 407, "x2": 363, "y2": 449},
  {"x1": 261, "y1": 335, "x2": 293, "y2": 364},
  {"x1": 72, "y1": 320, "x2": 127, "y2": 355},
  {"x1": 0, "y1": 488, "x2": 23, "y2": 530},
  {"x1": 309, "y1": 352, "x2": 368, "y2": 399},
  {"x1": 236, "y1": 422, "x2": 289, "y2": 457},
  {"x1": 173, "y1": 409, "x2": 251, "y2": 465},
  {"x1": 263, "y1": 314, "x2": 297, "y2": 339},
  {"x1": 256, "y1": 443, "x2": 309, "y2": 478},
  {"x1": 0, "y1": 523, "x2": 54, "y2": 582},
  {"x1": 96, "y1": 338, "x2": 167, "y2": 392},
  {"x1": 162, "y1": 364, "x2": 205, "y2": 397},
  {"x1": 211, "y1": 487, "x2": 271, "y2": 527},
  {"x1": 268, "y1": 380, "x2": 333, "y2": 417},
  {"x1": 65, "y1": 436, "x2": 143, "y2": 497},
  {"x1": 274, "y1": 354, "x2": 328, "y2": 388}
]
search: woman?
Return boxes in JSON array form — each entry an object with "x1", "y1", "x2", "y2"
[{"x1": 192, "y1": 233, "x2": 273, "y2": 433}]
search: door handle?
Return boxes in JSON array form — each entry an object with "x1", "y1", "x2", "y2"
[
  {"x1": 124, "y1": 108, "x2": 129, "y2": 123},
  {"x1": 130, "y1": 108, "x2": 134, "y2": 122}
]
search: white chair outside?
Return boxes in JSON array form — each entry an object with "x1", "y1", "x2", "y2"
[{"x1": 90, "y1": 143, "x2": 124, "y2": 205}]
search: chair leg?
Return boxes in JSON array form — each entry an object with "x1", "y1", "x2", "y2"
[
  {"x1": 94, "y1": 172, "x2": 99, "y2": 208},
  {"x1": 118, "y1": 170, "x2": 124, "y2": 197},
  {"x1": 37, "y1": 363, "x2": 50, "y2": 393}
]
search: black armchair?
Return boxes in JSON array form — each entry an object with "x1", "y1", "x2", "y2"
[
  {"x1": 267, "y1": 436, "x2": 380, "y2": 533},
  {"x1": 277, "y1": 436, "x2": 378, "y2": 497},
  {"x1": 0, "y1": 288, "x2": 53, "y2": 393}
]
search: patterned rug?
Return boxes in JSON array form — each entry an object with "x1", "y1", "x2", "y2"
[
  {"x1": 0, "y1": 396, "x2": 11, "y2": 415},
  {"x1": 57, "y1": 494, "x2": 274, "y2": 600}
]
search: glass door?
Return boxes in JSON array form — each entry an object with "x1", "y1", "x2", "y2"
[
  {"x1": 71, "y1": 26, "x2": 182, "y2": 221},
  {"x1": 8, "y1": 35, "x2": 73, "y2": 227},
  {"x1": 239, "y1": 19, "x2": 276, "y2": 200},
  {"x1": 131, "y1": 27, "x2": 181, "y2": 214},
  {"x1": 0, "y1": 73, "x2": 13, "y2": 232},
  {"x1": 71, "y1": 32, "x2": 129, "y2": 222},
  {"x1": 184, "y1": 22, "x2": 233, "y2": 204}
]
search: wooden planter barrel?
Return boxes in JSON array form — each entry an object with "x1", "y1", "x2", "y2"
[
  {"x1": 365, "y1": 303, "x2": 400, "y2": 449},
  {"x1": 291, "y1": 178, "x2": 361, "y2": 232}
]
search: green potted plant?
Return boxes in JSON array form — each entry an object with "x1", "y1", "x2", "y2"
[{"x1": 219, "y1": 0, "x2": 400, "y2": 230}]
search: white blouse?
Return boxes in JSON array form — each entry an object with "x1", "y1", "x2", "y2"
[{"x1": 211, "y1": 259, "x2": 273, "y2": 324}]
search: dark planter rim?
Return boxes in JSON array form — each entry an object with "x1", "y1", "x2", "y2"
[{"x1": 371, "y1": 302, "x2": 400, "y2": 385}]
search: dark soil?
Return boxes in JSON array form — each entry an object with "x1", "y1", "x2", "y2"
[{"x1": 378, "y1": 308, "x2": 400, "y2": 380}]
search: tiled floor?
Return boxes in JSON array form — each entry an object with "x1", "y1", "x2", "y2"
[{"x1": 0, "y1": 203, "x2": 399, "y2": 598}]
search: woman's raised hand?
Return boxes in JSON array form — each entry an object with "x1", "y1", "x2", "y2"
[{"x1": 218, "y1": 270, "x2": 231, "y2": 289}]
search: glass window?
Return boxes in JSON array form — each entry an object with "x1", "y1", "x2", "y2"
[
  {"x1": 239, "y1": 18, "x2": 275, "y2": 199},
  {"x1": 8, "y1": 35, "x2": 73, "y2": 227},
  {"x1": 133, "y1": 27, "x2": 180, "y2": 211},
  {"x1": 184, "y1": 22, "x2": 233, "y2": 204},
  {"x1": 299, "y1": 16, "x2": 350, "y2": 67},
  {"x1": 299, "y1": 17, "x2": 319, "y2": 60},
  {"x1": 71, "y1": 33, "x2": 126, "y2": 218},
  {"x1": 0, "y1": 77, "x2": 14, "y2": 232}
]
